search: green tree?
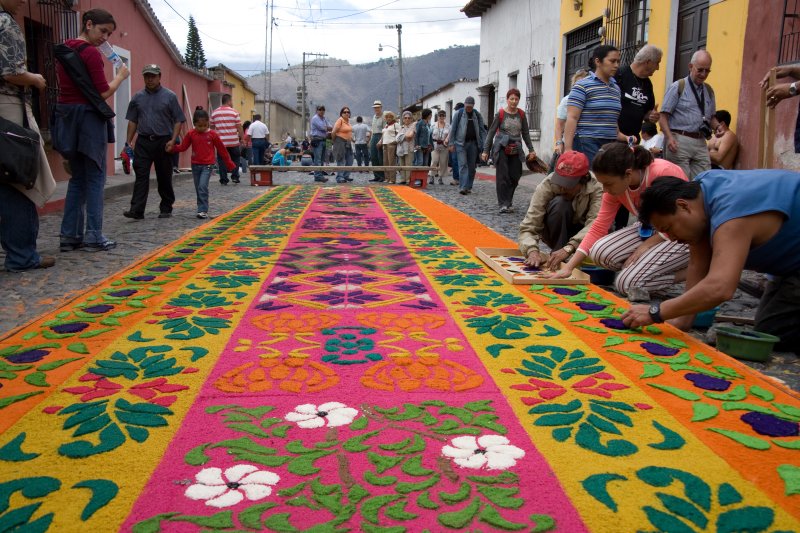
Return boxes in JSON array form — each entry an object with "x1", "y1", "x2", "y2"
[{"x1": 184, "y1": 15, "x2": 206, "y2": 70}]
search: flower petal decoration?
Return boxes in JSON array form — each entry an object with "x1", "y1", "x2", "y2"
[
  {"x1": 284, "y1": 402, "x2": 358, "y2": 428},
  {"x1": 185, "y1": 465, "x2": 280, "y2": 508},
  {"x1": 441, "y1": 434, "x2": 525, "y2": 471}
]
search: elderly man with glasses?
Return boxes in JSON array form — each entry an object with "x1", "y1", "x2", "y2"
[{"x1": 659, "y1": 50, "x2": 717, "y2": 179}]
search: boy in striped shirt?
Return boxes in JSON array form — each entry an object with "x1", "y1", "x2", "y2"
[{"x1": 211, "y1": 94, "x2": 244, "y2": 184}]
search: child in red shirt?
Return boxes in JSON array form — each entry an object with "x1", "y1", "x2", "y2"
[{"x1": 170, "y1": 107, "x2": 235, "y2": 219}]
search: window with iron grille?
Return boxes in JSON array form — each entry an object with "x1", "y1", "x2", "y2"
[
  {"x1": 24, "y1": 0, "x2": 78, "y2": 132},
  {"x1": 604, "y1": 0, "x2": 650, "y2": 66},
  {"x1": 526, "y1": 62, "x2": 542, "y2": 131},
  {"x1": 780, "y1": 0, "x2": 800, "y2": 65}
]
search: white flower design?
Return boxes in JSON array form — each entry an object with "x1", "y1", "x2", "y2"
[
  {"x1": 185, "y1": 465, "x2": 279, "y2": 508},
  {"x1": 284, "y1": 402, "x2": 359, "y2": 428},
  {"x1": 441, "y1": 435, "x2": 525, "y2": 470}
]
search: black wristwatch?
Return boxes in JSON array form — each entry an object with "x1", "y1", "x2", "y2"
[{"x1": 648, "y1": 302, "x2": 664, "y2": 323}]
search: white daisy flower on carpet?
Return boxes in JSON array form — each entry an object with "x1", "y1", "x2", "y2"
[
  {"x1": 185, "y1": 465, "x2": 279, "y2": 508},
  {"x1": 441, "y1": 435, "x2": 525, "y2": 470},
  {"x1": 284, "y1": 402, "x2": 359, "y2": 428}
]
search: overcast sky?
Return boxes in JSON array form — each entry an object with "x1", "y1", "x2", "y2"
[{"x1": 145, "y1": 0, "x2": 481, "y2": 75}]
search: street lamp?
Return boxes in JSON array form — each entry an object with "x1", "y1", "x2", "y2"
[{"x1": 383, "y1": 24, "x2": 403, "y2": 112}]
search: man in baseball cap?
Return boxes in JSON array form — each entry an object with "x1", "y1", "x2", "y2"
[
  {"x1": 141, "y1": 64, "x2": 161, "y2": 75},
  {"x1": 518, "y1": 150, "x2": 604, "y2": 270}
]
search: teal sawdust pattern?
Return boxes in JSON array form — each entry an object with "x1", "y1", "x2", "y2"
[
  {"x1": 583, "y1": 467, "x2": 778, "y2": 532},
  {"x1": 133, "y1": 400, "x2": 558, "y2": 532},
  {"x1": 0, "y1": 187, "x2": 296, "y2": 412},
  {"x1": 528, "y1": 285, "x2": 800, "y2": 455}
]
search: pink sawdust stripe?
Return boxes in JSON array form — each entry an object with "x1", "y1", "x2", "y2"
[{"x1": 123, "y1": 188, "x2": 588, "y2": 531}]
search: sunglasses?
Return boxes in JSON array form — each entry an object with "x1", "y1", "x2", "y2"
[{"x1": 343, "y1": 110, "x2": 350, "y2": 113}]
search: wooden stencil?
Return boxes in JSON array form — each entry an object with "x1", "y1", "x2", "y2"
[{"x1": 475, "y1": 247, "x2": 590, "y2": 285}]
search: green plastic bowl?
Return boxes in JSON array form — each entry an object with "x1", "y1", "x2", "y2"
[{"x1": 715, "y1": 327, "x2": 779, "y2": 362}]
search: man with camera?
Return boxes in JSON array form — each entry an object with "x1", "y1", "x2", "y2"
[{"x1": 658, "y1": 50, "x2": 716, "y2": 179}]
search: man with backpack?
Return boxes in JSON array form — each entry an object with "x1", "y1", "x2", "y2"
[
  {"x1": 447, "y1": 96, "x2": 486, "y2": 195},
  {"x1": 659, "y1": 50, "x2": 716, "y2": 179}
]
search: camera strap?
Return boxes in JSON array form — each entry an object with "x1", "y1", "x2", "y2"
[{"x1": 687, "y1": 77, "x2": 705, "y2": 117}]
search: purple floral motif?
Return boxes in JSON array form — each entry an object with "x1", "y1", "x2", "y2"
[
  {"x1": 50, "y1": 322, "x2": 89, "y2": 334},
  {"x1": 264, "y1": 281, "x2": 300, "y2": 295},
  {"x1": 640, "y1": 342, "x2": 680, "y2": 356},
  {"x1": 131, "y1": 275, "x2": 156, "y2": 282},
  {"x1": 553, "y1": 288, "x2": 581, "y2": 296},
  {"x1": 6, "y1": 349, "x2": 49, "y2": 364},
  {"x1": 684, "y1": 373, "x2": 731, "y2": 391},
  {"x1": 741, "y1": 412, "x2": 799, "y2": 437},
  {"x1": 600, "y1": 318, "x2": 628, "y2": 330},
  {"x1": 148, "y1": 266, "x2": 170, "y2": 273},
  {"x1": 312, "y1": 291, "x2": 381, "y2": 306},
  {"x1": 161, "y1": 257, "x2": 185, "y2": 263},
  {"x1": 177, "y1": 248, "x2": 196, "y2": 254},
  {"x1": 577, "y1": 302, "x2": 607, "y2": 311},
  {"x1": 83, "y1": 304, "x2": 114, "y2": 314},
  {"x1": 108, "y1": 289, "x2": 138, "y2": 297},
  {"x1": 317, "y1": 272, "x2": 377, "y2": 285},
  {"x1": 395, "y1": 282, "x2": 427, "y2": 294}
]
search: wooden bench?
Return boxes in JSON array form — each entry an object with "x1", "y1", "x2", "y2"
[{"x1": 248, "y1": 165, "x2": 430, "y2": 189}]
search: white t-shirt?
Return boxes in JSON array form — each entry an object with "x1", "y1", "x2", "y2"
[
  {"x1": 640, "y1": 133, "x2": 664, "y2": 151},
  {"x1": 247, "y1": 120, "x2": 269, "y2": 139}
]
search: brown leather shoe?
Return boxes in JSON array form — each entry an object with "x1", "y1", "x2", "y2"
[{"x1": 37, "y1": 256, "x2": 56, "y2": 269}]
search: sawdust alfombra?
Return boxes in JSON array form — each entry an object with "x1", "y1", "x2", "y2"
[{"x1": 0, "y1": 185, "x2": 798, "y2": 532}]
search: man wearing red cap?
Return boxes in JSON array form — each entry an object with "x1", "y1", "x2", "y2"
[{"x1": 519, "y1": 151, "x2": 604, "y2": 269}]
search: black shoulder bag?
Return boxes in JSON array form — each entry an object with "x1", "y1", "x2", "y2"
[
  {"x1": 0, "y1": 90, "x2": 39, "y2": 190},
  {"x1": 53, "y1": 42, "x2": 115, "y2": 120}
]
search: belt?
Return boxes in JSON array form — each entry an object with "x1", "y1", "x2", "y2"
[
  {"x1": 138, "y1": 133, "x2": 170, "y2": 141},
  {"x1": 671, "y1": 129, "x2": 702, "y2": 139}
]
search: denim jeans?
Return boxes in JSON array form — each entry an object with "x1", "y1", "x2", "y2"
[
  {"x1": 0, "y1": 183, "x2": 41, "y2": 271},
  {"x1": 60, "y1": 152, "x2": 108, "y2": 245},
  {"x1": 449, "y1": 150, "x2": 460, "y2": 181},
  {"x1": 312, "y1": 139, "x2": 327, "y2": 180},
  {"x1": 217, "y1": 146, "x2": 241, "y2": 184},
  {"x1": 457, "y1": 141, "x2": 479, "y2": 191},
  {"x1": 573, "y1": 136, "x2": 617, "y2": 165},
  {"x1": 354, "y1": 143, "x2": 370, "y2": 166},
  {"x1": 335, "y1": 143, "x2": 354, "y2": 182},
  {"x1": 251, "y1": 138, "x2": 268, "y2": 165},
  {"x1": 192, "y1": 164, "x2": 212, "y2": 213},
  {"x1": 240, "y1": 146, "x2": 251, "y2": 173},
  {"x1": 369, "y1": 135, "x2": 384, "y2": 180}
]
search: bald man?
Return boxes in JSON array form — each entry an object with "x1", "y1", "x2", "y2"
[{"x1": 659, "y1": 50, "x2": 717, "y2": 179}]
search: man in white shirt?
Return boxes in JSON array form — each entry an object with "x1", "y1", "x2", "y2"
[
  {"x1": 247, "y1": 114, "x2": 270, "y2": 165},
  {"x1": 352, "y1": 116, "x2": 371, "y2": 169}
]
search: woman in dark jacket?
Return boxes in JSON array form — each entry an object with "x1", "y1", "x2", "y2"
[
  {"x1": 482, "y1": 88, "x2": 536, "y2": 214},
  {"x1": 55, "y1": 8, "x2": 128, "y2": 252}
]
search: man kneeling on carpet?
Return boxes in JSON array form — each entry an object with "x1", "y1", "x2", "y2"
[
  {"x1": 519, "y1": 151, "x2": 603, "y2": 270},
  {"x1": 620, "y1": 170, "x2": 800, "y2": 354}
]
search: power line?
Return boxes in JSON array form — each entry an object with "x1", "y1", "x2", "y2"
[
  {"x1": 158, "y1": 0, "x2": 249, "y2": 46},
  {"x1": 294, "y1": 0, "x2": 400, "y2": 23},
  {"x1": 273, "y1": 16, "x2": 467, "y2": 26}
]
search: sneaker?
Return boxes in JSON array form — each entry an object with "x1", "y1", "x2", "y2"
[
  {"x1": 450, "y1": 180, "x2": 458, "y2": 186},
  {"x1": 59, "y1": 241, "x2": 84, "y2": 252},
  {"x1": 459, "y1": 189, "x2": 467, "y2": 195},
  {"x1": 83, "y1": 240, "x2": 117, "y2": 252},
  {"x1": 438, "y1": 177, "x2": 444, "y2": 184},
  {"x1": 173, "y1": 167, "x2": 180, "y2": 174},
  {"x1": 36, "y1": 256, "x2": 56, "y2": 269},
  {"x1": 314, "y1": 177, "x2": 329, "y2": 183},
  {"x1": 506, "y1": 205, "x2": 514, "y2": 213},
  {"x1": 158, "y1": 212, "x2": 172, "y2": 219},
  {"x1": 428, "y1": 177, "x2": 434, "y2": 185},
  {"x1": 123, "y1": 210, "x2": 144, "y2": 220},
  {"x1": 499, "y1": 206, "x2": 509, "y2": 214},
  {"x1": 197, "y1": 212, "x2": 208, "y2": 219},
  {"x1": 232, "y1": 179, "x2": 240, "y2": 184}
]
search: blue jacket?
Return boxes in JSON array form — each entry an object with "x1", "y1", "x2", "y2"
[{"x1": 450, "y1": 108, "x2": 486, "y2": 149}]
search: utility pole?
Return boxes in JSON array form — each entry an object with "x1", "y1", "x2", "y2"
[
  {"x1": 301, "y1": 52, "x2": 327, "y2": 134},
  {"x1": 267, "y1": 0, "x2": 274, "y2": 132},
  {"x1": 385, "y1": 24, "x2": 403, "y2": 112}
]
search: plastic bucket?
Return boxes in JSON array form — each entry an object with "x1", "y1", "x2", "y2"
[{"x1": 715, "y1": 327, "x2": 779, "y2": 362}]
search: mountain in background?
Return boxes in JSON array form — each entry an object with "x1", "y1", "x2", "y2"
[{"x1": 246, "y1": 44, "x2": 478, "y2": 118}]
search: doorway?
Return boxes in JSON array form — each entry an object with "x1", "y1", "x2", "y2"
[
  {"x1": 564, "y1": 18, "x2": 603, "y2": 95},
  {"x1": 113, "y1": 46, "x2": 131, "y2": 173},
  {"x1": 673, "y1": 0, "x2": 708, "y2": 81}
]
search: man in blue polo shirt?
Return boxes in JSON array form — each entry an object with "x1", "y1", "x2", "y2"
[
  {"x1": 309, "y1": 105, "x2": 331, "y2": 183},
  {"x1": 123, "y1": 64, "x2": 185, "y2": 219},
  {"x1": 621, "y1": 170, "x2": 800, "y2": 354}
]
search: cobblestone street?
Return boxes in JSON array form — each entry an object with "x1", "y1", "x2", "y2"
[{"x1": 2, "y1": 168, "x2": 797, "y2": 392}]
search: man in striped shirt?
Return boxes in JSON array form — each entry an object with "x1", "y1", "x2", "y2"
[{"x1": 211, "y1": 94, "x2": 244, "y2": 185}]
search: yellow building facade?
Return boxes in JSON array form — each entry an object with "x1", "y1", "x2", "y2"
[{"x1": 558, "y1": 0, "x2": 748, "y2": 130}]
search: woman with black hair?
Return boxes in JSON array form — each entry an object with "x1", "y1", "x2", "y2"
[
  {"x1": 563, "y1": 45, "x2": 629, "y2": 164},
  {"x1": 55, "y1": 8, "x2": 129, "y2": 252},
  {"x1": 548, "y1": 142, "x2": 689, "y2": 299}
]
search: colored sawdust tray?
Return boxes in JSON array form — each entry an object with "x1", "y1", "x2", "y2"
[
  {"x1": 476, "y1": 247, "x2": 590, "y2": 285},
  {"x1": 0, "y1": 185, "x2": 798, "y2": 532}
]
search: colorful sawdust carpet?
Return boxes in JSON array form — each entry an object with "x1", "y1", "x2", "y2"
[{"x1": 1, "y1": 185, "x2": 799, "y2": 532}]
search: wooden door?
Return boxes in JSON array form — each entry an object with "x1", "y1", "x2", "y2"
[{"x1": 673, "y1": 0, "x2": 709, "y2": 81}]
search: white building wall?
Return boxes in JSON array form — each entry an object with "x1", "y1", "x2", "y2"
[
  {"x1": 420, "y1": 80, "x2": 480, "y2": 121},
  {"x1": 476, "y1": 0, "x2": 561, "y2": 159}
]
